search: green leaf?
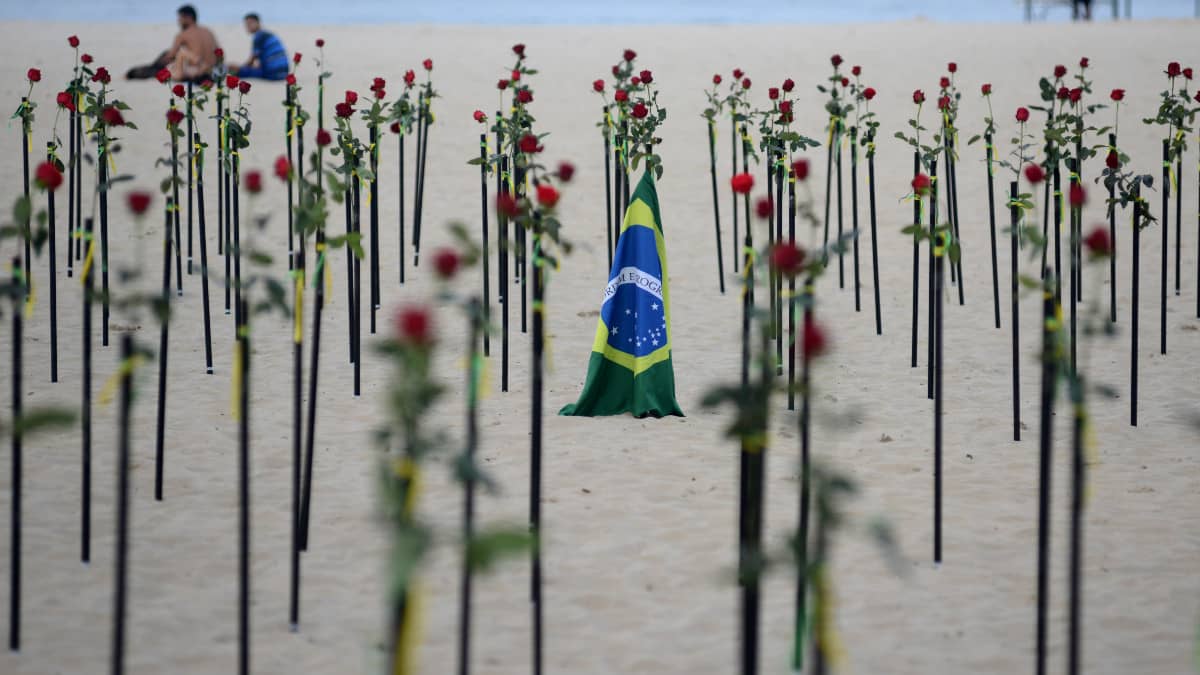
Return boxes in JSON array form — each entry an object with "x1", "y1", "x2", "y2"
[
  {"x1": 467, "y1": 528, "x2": 534, "y2": 573},
  {"x1": 13, "y1": 407, "x2": 75, "y2": 435}
]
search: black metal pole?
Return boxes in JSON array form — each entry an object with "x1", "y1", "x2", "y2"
[
  {"x1": 68, "y1": 96, "x2": 76, "y2": 278},
  {"x1": 353, "y1": 167, "x2": 362, "y2": 396},
  {"x1": 370, "y1": 126, "x2": 380, "y2": 335},
  {"x1": 928, "y1": 161, "x2": 938, "y2": 400},
  {"x1": 9, "y1": 257, "x2": 23, "y2": 652},
  {"x1": 911, "y1": 151, "x2": 920, "y2": 368},
  {"x1": 1067, "y1": 375, "x2": 1086, "y2": 675},
  {"x1": 851, "y1": 126, "x2": 861, "y2": 311},
  {"x1": 479, "y1": 134, "x2": 490, "y2": 357},
  {"x1": 82, "y1": 217, "x2": 94, "y2": 563},
  {"x1": 237, "y1": 300, "x2": 250, "y2": 675},
  {"x1": 196, "y1": 133, "x2": 213, "y2": 374},
  {"x1": 948, "y1": 132, "x2": 965, "y2": 306},
  {"x1": 835, "y1": 122, "x2": 844, "y2": 288},
  {"x1": 1108, "y1": 134, "x2": 1117, "y2": 323},
  {"x1": 223, "y1": 118, "x2": 232, "y2": 316},
  {"x1": 792, "y1": 275, "x2": 813, "y2": 673},
  {"x1": 708, "y1": 118, "x2": 725, "y2": 293},
  {"x1": 398, "y1": 129, "x2": 406, "y2": 285},
  {"x1": 155, "y1": 198, "x2": 173, "y2": 501},
  {"x1": 458, "y1": 298, "x2": 482, "y2": 675},
  {"x1": 47, "y1": 143, "x2": 59, "y2": 383},
  {"x1": 934, "y1": 230, "x2": 944, "y2": 564},
  {"x1": 217, "y1": 94, "x2": 225, "y2": 258},
  {"x1": 21, "y1": 102, "x2": 31, "y2": 277},
  {"x1": 868, "y1": 132, "x2": 881, "y2": 334},
  {"x1": 1131, "y1": 186, "x2": 1141, "y2": 426},
  {"x1": 987, "y1": 133, "x2": 1001, "y2": 328},
  {"x1": 605, "y1": 107, "x2": 613, "y2": 266},
  {"x1": 100, "y1": 141, "x2": 110, "y2": 347},
  {"x1": 731, "y1": 112, "x2": 739, "y2": 271},
  {"x1": 1035, "y1": 278, "x2": 1057, "y2": 675},
  {"x1": 787, "y1": 176, "x2": 796, "y2": 410},
  {"x1": 530, "y1": 235, "x2": 545, "y2": 675},
  {"x1": 290, "y1": 249, "x2": 303, "y2": 630},
  {"x1": 171, "y1": 101, "x2": 183, "y2": 297},
  {"x1": 187, "y1": 82, "x2": 194, "y2": 276},
  {"x1": 500, "y1": 157, "x2": 510, "y2": 393},
  {"x1": 1010, "y1": 182, "x2": 1021, "y2": 442},
  {"x1": 112, "y1": 332, "x2": 132, "y2": 675},
  {"x1": 286, "y1": 89, "x2": 295, "y2": 272},
  {"x1": 1160, "y1": 139, "x2": 1168, "y2": 354}
]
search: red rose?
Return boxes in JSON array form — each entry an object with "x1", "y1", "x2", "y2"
[
  {"x1": 473, "y1": 110, "x2": 486, "y2": 123},
  {"x1": 315, "y1": 39, "x2": 324, "y2": 47},
  {"x1": 639, "y1": 69, "x2": 653, "y2": 84},
  {"x1": 623, "y1": 49, "x2": 637, "y2": 62},
  {"x1": 614, "y1": 89, "x2": 629, "y2": 103},
  {"x1": 172, "y1": 83, "x2": 186, "y2": 98},
  {"x1": 345, "y1": 90, "x2": 358, "y2": 105},
  {"x1": 238, "y1": 81, "x2": 251, "y2": 94},
  {"x1": 713, "y1": 74, "x2": 722, "y2": 85},
  {"x1": 536, "y1": 183, "x2": 560, "y2": 208},
  {"x1": 1195, "y1": 91, "x2": 1200, "y2": 104},
  {"x1": 127, "y1": 191, "x2": 152, "y2": 215},
  {"x1": 947, "y1": 62, "x2": 958, "y2": 73},
  {"x1": 27, "y1": 68, "x2": 41, "y2": 83},
  {"x1": 371, "y1": 77, "x2": 386, "y2": 91},
  {"x1": 316, "y1": 128, "x2": 332, "y2": 146},
  {"x1": 755, "y1": 196, "x2": 772, "y2": 220},
  {"x1": 730, "y1": 172, "x2": 754, "y2": 194},
  {"x1": 1184, "y1": 67, "x2": 1194, "y2": 80},
  {"x1": 68, "y1": 35, "x2": 80, "y2": 48},
  {"x1": 937, "y1": 95, "x2": 950, "y2": 110},
  {"x1": 496, "y1": 192, "x2": 520, "y2": 218},
  {"x1": 286, "y1": 74, "x2": 296, "y2": 86},
  {"x1": 792, "y1": 159, "x2": 810, "y2": 181},
  {"x1": 830, "y1": 54, "x2": 842, "y2": 67},
  {"x1": 404, "y1": 70, "x2": 416, "y2": 86},
  {"x1": 214, "y1": 47, "x2": 224, "y2": 60},
  {"x1": 81, "y1": 53, "x2": 93, "y2": 64},
  {"x1": 1105, "y1": 149, "x2": 1120, "y2": 170},
  {"x1": 517, "y1": 89, "x2": 533, "y2": 104},
  {"x1": 293, "y1": 52, "x2": 302, "y2": 64},
  {"x1": 374, "y1": 88, "x2": 385, "y2": 99},
  {"x1": 511, "y1": 69, "x2": 521, "y2": 82},
  {"x1": 395, "y1": 306, "x2": 433, "y2": 346},
  {"x1": 519, "y1": 133, "x2": 541, "y2": 154},
  {"x1": 1069, "y1": 87, "x2": 1083, "y2": 103},
  {"x1": 513, "y1": 43, "x2": 526, "y2": 57},
  {"x1": 939, "y1": 76, "x2": 950, "y2": 89},
  {"x1": 274, "y1": 155, "x2": 291, "y2": 181},
  {"x1": 101, "y1": 106, "x2": 124, "y2": 126},
  {"x1": 913, "y1": 89, "x2": 925, "y2": 104},
  {"x1": 1053, "y1": 64, "x2": 1067, "y2": 78},
  {"x1": 335, "y1": 102, "x2": 353, "y2": 118},
  {"x1": 1016, "y1": 107, "x2": 1030, "y2": 122},
  {"x1": 423, "y1": 58, "x2": 433, "y2": 71},
  {"x1": 732, "y1": 68, "x2": 744, "y2": 79},
  {"x1": 851, "y1": 65, "x2": 862, "y2": 77},
  {"x1": 802, "y1": 320, "x2": 828, "y2": 359},
  {"x1": 769, "y1": 241, "x2": 806, "y2": 277},
  {"x1": 593, "y1": 79, "x2": 604, "y2": 93},
  {"x1": 93, "y1": 67, "x2": 111, "y2": 84},
  {"x1": 166, "y1": 108, "x2": 184, "y2": 127},
  {"x1": 155, "y1": 68, "x2": 171, "y2": 84},
  {"x1": 225, "y1": 74, "x2": 239, "y2": 90},
  {"x1": 768, "y1": 87, "x2": 779, "y2": 100},
  {"x1": 432, "y1": 248, "x2": 460, "y2": 279},
  {"x1": 779, "y1": 100, "x2": 793, "y2": 114},
  {"x1": 56, "y1": 91, "x2": 75, "y2": 112},
  {"x1": 557, "y1": 162, "x2": 575, "y2": 182},
  {"x1": 981, "y1": 83, "x2": 992, "y2": 96},
  {"x1": 612, "y1": 64, "x2": 620, "y2": 76},
  {"x1": 389, "y1": 122, "x2": 401, "y2": 134},
  {"x1": 1068, "y1": 183, "x2": 1086, "y2": 208},
  {"x1": 782, "y1": 78, "x2": 794, "y2": 92},
  {"x1": 912, "y1": 173, "x2": 931, "y2": 195},
  {"x1": 630, "y1": 76, "x2": 640, "y2": 86},
  {"x1": 1024, "y1": 164, "x2": 1046, "y2": 184},
  {"x1": 34, "y1": 161, "x2": 63, "y2": 191},
  {"x1": 498, "y1": 79, "x2": 509, "y2": 91},
  {"x1": 200, "y1": 79, "x2": 213, "y2": 90},
  {"x1": 244, "y1": 170, "x2": 263, "y2": 194},
  {"x1": 1056, "y1": 86, "x2": 1069, "y2": 100},
  {"x1": 1083, "y1": 227, "x2": 1111, "y2": 257},
  {"x1": 741, "y1": 77, "x2": 751, "y2": 89},
  {"x1": 631, "y1": 102, "x2": 649, "y2": 119},
  {"x1": 840, "y1": 77, "x2": 849, "y2": 87},
  {"x1": 1079, "y1": 57, "x2": 1089, "y2": 69},
  {"x1": 863, "y1": 87, "x2": 876, "y2": 101},
  {"x1": 1167, "y1": 61, "x2": 1181, "y2": 78}
]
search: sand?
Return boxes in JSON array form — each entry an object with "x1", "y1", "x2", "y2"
[{"x1": 0, "y1": 18, "x2": 1197, "y2": 675}]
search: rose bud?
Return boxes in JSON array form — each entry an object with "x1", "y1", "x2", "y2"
[
  {"x1": 513, "y1": 43, "x2": 526, "y2": 57},
  {"x1": 614, "y1": 89, "x2": 629, "y2": 103},
  {"x1": 730, "y1": 172, "x2": 754, "y2": 194},
  {"x1": 155, "y1": 68, "x2": 171, "y2": 84},
  {"x1": 851, "y1": 65, "x2": 862, "y2": 77},
  {"x1": 1084, "y1": 226, "x2": 1111, "y2": 258},
  {"x1": 1055, "y1": 86, "x2": 1070, "y2": 100},
  {"x1": 863, "y1": 87, "x2": 876, "y2": 100},
  {"x1": 519, "y1": 134, "x2": 541, "y2": 154},
  {"x1": 56, "y1": 91, "x2": 75, "y2": 111},
  {"x1": 1195, "y1": 91, "x2": 1200, "y2": 104},
  {"x1": 423, "y1": 58, "x2": 433, "y2": 70},
  {"x1": 1068, "y1": 183, "x2": 1086, "y2": 208},
  {"x1": 244, "y1": 170, "x2": 263, "y2": 194},
  {"x1": 127, "y1": 191, "x2": 152, "y2": 215},
  {"x1": 316, "y1": 128, "x2": 332, "y2": 146},
  {"x1": 81, "y1": 53, "x2": 93, "y2": 64},
  {"x1": 26, "y1": 68, "x2": 41, "y2": 83},
  {"x1": 623, "y1": 49, "x2": 637, "y2": 62},
  {"x1": 713, "y1": 74, "x2": 722, "y2": 85},
  {"x1": 517, "y1": 89, "x2": 533, "y2": 104},
  {"x1": 92, "y1": 67, "x2": 110, "y2": 84},
  {"x1": 536, "y1": 183, "x2": 560, "y2": 208},
  {"x1": 473, "y1": 110, "x2": 487, "y2": 123},
  {"x1": 1079, "y1": 56, "x2": 1089, "y2": 68},
  {"x1": 238, "y1": 80, "x2": 251, "y2": 94},
  {"x1": 226, "y1": 74, "x2": 240, "y2": 89},
  {"x1": 981, "y1": 83, "x2": 992, "y2": 95},
  {"x1": 172, "y1": 83, "x2": 186, "y2": 98},
  {"x1": 274, "y1": 155, "x2": 291, "y2": 181},
  {"x1": 940, "y1": 76, "x2": 950, "y2": 89},
  {"x1": 389, "y1": 121, "x2": 401, "y2": 134},
  {"x1": 496, "y1": 192, "x2": 520, "y2": 218},
  {"x1": 101, "y1": 106, "x2": 125, "y2": 126},
  {"x1": 404, "y1": 70, "x2": 416, "y2": 86},
  {"x1": 35, "y1": 161, "x2": 63, "y2": 191},
  {"x1": 742, "y1": 77, "x2": 751, "y2": 89},
  {"x1": 335, "y1": 102, "x2": 353, "y2": 118},
  {"x1": 374, "y1": 88, "x2": 385, "y2": 99},
  {"x1": 640, "y1": 69, "x2": 653, "y2": 84},
  {"x1": 557, "y1": 161, "x2": 575, "y2": 182},
  {"x1": 732, "y1": 68, "x2": 744, "y2": 79},
  {"x1": 395, "y1": 305, "x2": 433, "y2": 346},
  {"x1": 293, "y1": 52, "x2": 302, "y2": 64},
  {"x1": 68, "y1": 35, "x2": 80, "y2": 48},
  {"x1": 200, "y1": 79, "x2": 213, "y2": 90},
  {"x1": 912, "y1": 173, "x2": 931, "y2": 196},
  {"x1": 612, "y1": 64, "x2": 620, "y2": 76},
  {"x1": 432, "y1": 248, "x2": 460, "y2": 279},
  {"x1": 166, "y1": 108, "x2": 184, "y2": 126},
  {"x1": 1016, "y1": 107, "x2": 1030, "y2": 122},
  {"x1": 1167, "y1": 61, "x2": 1181, "y2": 77},
  {"x1": 768, "y1": 87, "x2": 779, "y2": 100},
  {"x1": 782, "y1": 78, "x2": 795, "y2": 92},
  {"x1": 511, "y1": 69, "x2": 521, "y2": 82},
  {"x1": 913, "y1": 89, "x2": 926, "y2": 104},
  {"x1": 498, "y1": 79, "x2": 509, "y2": 90},
  {"x1": 769, "y1": 241, "x2": 806, "y2": 277},
  {"x1": 792, "y1": 158, "x2": 810, "y2": 181},
  {"x1": 830, "y1": 54, "x2": 842, "y2": 67},
  {"x1": 214, "y1": 47, "x2": 225, "y2": 60},
  {"x1": 630, "y1": 76, "x2": 641, "y2": 86},
  {"x1": 1069, "y1": 87, "x2": 1082, "y2": 103},
  {"x1": 802, "y1": 320, "x2": 828, "y2": 359},
  {"x1": 345, "y1": 90, "x2": 358, "y2": 105},
  {"x1": 1106, "y1": 149, "x2": 1120, "y2": 170},
  {"x1": 779, "y1": 100, "x2": 793, "y2": 114},
  {"x1": 315, "y1": 39, "x2": 325, "y2": 47},
  {"x1": 840, "y1": 77, "x2": 849, "y2": 87},
  {"x1": 593, "y1": 79, "x2": 604, "y2": 93},
  {"x1": 1184, "y1": 67, "x2": 1194, "y2": 80},
  {"x1": 371, "y1": 77, "x2": 386, "y2": 91},
  {"x1": 286, "y1": 74, "x2": 296, "y2": 86},
  {"x1": 1024, "y1": 164, "x2": 1046, "y2": 184},
  {"x1": 755, "y1": 196, "x2": 772, "y2": 220},
  {"x1": 937, "y1": 95, "x2": 950, "y2": 110},
  {"x1": 948, "y1": 62, "x2": 958, "y2": 73},
  {"x1": 632, "y1": 102, "x2": 649, "y2": 119},
  {"x1": 1054, "y1": 64, "x2": 1067, "y2": 78}
]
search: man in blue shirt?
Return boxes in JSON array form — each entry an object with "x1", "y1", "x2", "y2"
[{"x1": 231, "y1": 12, "x2": 289, "y2": 81}]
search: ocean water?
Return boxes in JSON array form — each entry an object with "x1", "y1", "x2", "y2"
[{"x1": 2, "y1": 0, "x2": 1197, "y2": 24}]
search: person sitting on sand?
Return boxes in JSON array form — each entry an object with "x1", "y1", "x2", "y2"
[
  {"x1": 125, "y1": 4, "x2": 220, "y2": 81},
  {"x1": 228, "y1": 13, "x2": 289, "y2": 81}
]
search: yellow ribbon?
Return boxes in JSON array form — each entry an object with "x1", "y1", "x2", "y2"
[
  {"x1": 98, "y1": 354, "x2": 146, "y2": 406},
  {"x1": 80, "y1": 237, "x2": 96, "y2": 285},
  {"x1": 293, "y1": 272, "x2": 305, "y2": 344},
  {"x1": 231, "y1": 337, "x2": 243, "y2": 420}
]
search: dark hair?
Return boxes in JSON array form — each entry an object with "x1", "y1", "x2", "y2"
[
  {"x1": 177, "y1": 5, "x2": 197, "y2": 20},
  {"x1": 244, "y1": 12, "x2": 261, "y2": 21}
]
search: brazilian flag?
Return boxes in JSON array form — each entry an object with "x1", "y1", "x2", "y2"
[{"x1": 560, "y1": 170, "x2": 683, "y2": 418}]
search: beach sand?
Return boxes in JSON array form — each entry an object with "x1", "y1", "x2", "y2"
[{"x1": 0, "y1": 18, "x2": 1197, "y2": 675}]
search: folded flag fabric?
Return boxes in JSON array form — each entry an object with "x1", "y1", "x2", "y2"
[{"x1": 559, "y1": 169, "x2": 683, "y2": 418}]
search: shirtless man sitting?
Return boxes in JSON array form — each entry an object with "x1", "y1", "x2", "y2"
[{"x1": 166, "y1": 5, "x2": 220, "y2": 81}]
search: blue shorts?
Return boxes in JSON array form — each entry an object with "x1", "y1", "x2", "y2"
[{"x1": 238, "y1": 65, "x2": 288, "y2": 81}]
